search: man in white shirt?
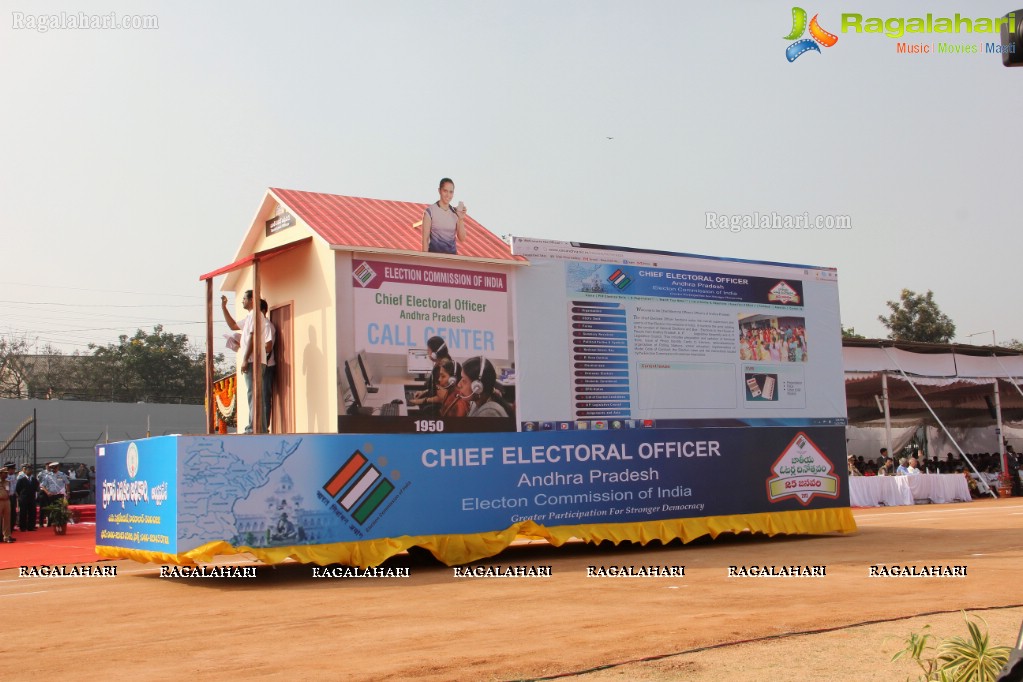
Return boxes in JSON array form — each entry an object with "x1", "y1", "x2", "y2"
[
  {"x1": 38, "y1": 462, "x2": 69, "y2": 527},
  {"x1": 244, "y1": 299, "x2": 276, "y2": 433},
  {"x1": 222, "y1": 292, "x2": 276, "y2": 433}
]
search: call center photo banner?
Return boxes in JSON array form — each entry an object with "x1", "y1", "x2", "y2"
[
  {"x1": 96, "y1": 425, "x2": 849, "y2": 563},
  {"x1": 350, "y1": 258, "x2": 510, "y2": 360}
]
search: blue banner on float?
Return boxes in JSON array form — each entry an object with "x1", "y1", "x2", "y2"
[
  {"x1": 97, "y1": 427, "x2": 847, "y2": 554},
  {"x1": 566, "y1": 262, "x2": 805, "y2": 306},
  {"x1": 96, "y1": 436, "x2": 178, "y2": 553}
]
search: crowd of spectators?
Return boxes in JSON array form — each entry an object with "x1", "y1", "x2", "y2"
[
  {"x1": 0, "y1": 461, "x2": 96, "y2": 543},
  {"x1": 848, "y1": 448, "x2": 1018, "y2": 477}
]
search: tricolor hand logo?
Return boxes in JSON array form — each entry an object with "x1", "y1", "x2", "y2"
[{"x1": 784, "y1": 7, "x2": 838, "y2": 62}]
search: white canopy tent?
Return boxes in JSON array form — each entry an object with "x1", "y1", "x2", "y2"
[{"x1": 843, "y1": 340, "x2": 1023, "y2": 494}]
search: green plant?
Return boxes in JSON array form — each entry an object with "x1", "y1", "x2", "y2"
[
  {"x1": 43, "y1": 497, "x2": 74, "y2": 526},
  {"x1": 890, "y1": 612, "x2": 1011, "y2": 681},
  {"x1": 937, "y1": 614, "x2": 1011, "y2": 681},
  {"x1": 891, "y1": 624, "x2": 942, "y2": 680}
]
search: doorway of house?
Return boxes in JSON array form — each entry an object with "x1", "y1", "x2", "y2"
[{"x1": 270, "y1": 303, "x2": 294, "y2": 433}]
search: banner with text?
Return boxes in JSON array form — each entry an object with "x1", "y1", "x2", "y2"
[
  {"x1": 95, "y1": 436, "x2": 178, "y2": 554},
  {"x1": 511, "y1": 239, "x2": 846, "y2": 427},
  {"x1": 351, "y1": 259, "x2": 510, "y2": 360},
  {"x1": 96, "y1": 427, "x2": 847, "y2": 554}
]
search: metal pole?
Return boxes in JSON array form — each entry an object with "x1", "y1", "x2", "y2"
[
  {"x1": 253, "y1": 260, "x2": 264, "y2": 435},
  {"x1": 994, "y1": 380, "x2": 1005, "y2": 475},
  {"x1": 881, "y1": 346, "x2": 996, "y2": 497},
  {"x1": 32, "y1": 408, "x2": 37, "y2": 473},
  {"x1": 205, "y1": 278, "x2": 215, "y2": 434},
  {"x1": 990, "y1": 354, "x2": 1023, "y2": 477},
  {"x1": 881, "y1": 372, "x2": 893, "y2": 456}
]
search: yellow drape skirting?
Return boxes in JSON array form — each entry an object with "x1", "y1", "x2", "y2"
[{"x1": 96, "y1": 507, "x2": 855, "y2": 568}]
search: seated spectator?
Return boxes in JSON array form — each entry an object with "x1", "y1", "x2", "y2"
[
  {"x1": 847, "y1": 455, "x2": 862, "y2": 477},
  {"x1": 878, "y1": 457, "x2": 894, "y2": 476},
  {"x1": 906, "y1": 457, "x2": 921, "y2": 475},
  {"x1": 896, "y1": 457, "x2": 910, "y2": 476}
]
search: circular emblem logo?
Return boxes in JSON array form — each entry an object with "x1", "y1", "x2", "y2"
[{"x1": 126, "y1": 443, "x2": 139, "y2": 479}]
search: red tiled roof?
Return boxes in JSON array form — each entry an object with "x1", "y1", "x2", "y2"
[{"x1": 269, "y1": 188, "x2": 523, "y2": 262}]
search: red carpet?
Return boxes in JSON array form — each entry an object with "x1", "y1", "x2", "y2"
[{"x1": 0, "y1": 523, "x2": 103, "y2": 571}]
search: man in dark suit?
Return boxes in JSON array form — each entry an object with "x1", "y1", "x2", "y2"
[{"x1": 15, "y1": 465, "x2": 39, "y2": 531}]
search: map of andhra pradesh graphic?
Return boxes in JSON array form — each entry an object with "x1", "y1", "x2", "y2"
[{"x1": 178, "y1": 438, "x2": 302, "y2": 545}]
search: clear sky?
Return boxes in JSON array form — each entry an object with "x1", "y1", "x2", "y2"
[{"x1": 2, "y1": 0, "x2": 1021, "y2": 356}]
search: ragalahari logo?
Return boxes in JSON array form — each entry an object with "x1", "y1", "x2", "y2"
[{"x1": 784, "y1": 7, "x2": 839, "y2": 62}]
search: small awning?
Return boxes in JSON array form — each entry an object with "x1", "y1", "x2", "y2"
[{"x1": 198, "y1": 237, "x2": 312, "y2": 281}]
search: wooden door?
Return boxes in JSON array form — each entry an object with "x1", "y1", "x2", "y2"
[{"x1": 270, "y1": 303, "x2": 294, "y2": 433}]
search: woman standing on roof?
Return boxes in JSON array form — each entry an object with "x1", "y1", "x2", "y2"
[{"x1": 421, "y1": 177, "x2": 466, "y2": 254}]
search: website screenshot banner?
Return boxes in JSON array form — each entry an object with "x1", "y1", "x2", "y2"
[{"x1": 512, "y1": 238, "x2": 847, "y2": 430}]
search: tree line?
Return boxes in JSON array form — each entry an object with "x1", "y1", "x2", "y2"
[
  {"x1": 0, "y1": 326, "x2": 227, "y2": 404},
  {"x1": 843, "y1": 288, "x2": 1021, "y2": 349}
]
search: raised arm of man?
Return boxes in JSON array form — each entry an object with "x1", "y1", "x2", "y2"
[{"x1": 221, "y1": 295, "x2": 241, "y2": 331}]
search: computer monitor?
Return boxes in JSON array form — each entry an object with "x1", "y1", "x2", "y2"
[
  {"x1": 407, "y1": 347, "x2": 434, "y2": 375},
  {"x1": 356, "y1": 352, "x2": 378, "y2": 392},
  {"x1": 345, "y1": 359, "x2": 368, "y2": 407}
]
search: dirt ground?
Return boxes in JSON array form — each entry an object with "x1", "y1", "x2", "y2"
[{"x1": 3, "y1": 499, "x2": 1022, "y2": 681}]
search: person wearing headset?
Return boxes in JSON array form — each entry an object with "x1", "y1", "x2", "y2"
[
  {"x1": 411, "y1": 357, "x2": 458, "y2": 412},
  {"x1": 437, "y1": 360, "x2": 469, "y2": 417},
  {"x1": 458, "y1": 356, "x2": 510, "y2": 418},
  {"x1": 411, "y1": 336, "x2": 451, "y2": 412}
]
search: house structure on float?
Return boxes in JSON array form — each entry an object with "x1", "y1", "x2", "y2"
[{"x1": 200, "y1": 188, "x2": 525, "y2": 435}]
